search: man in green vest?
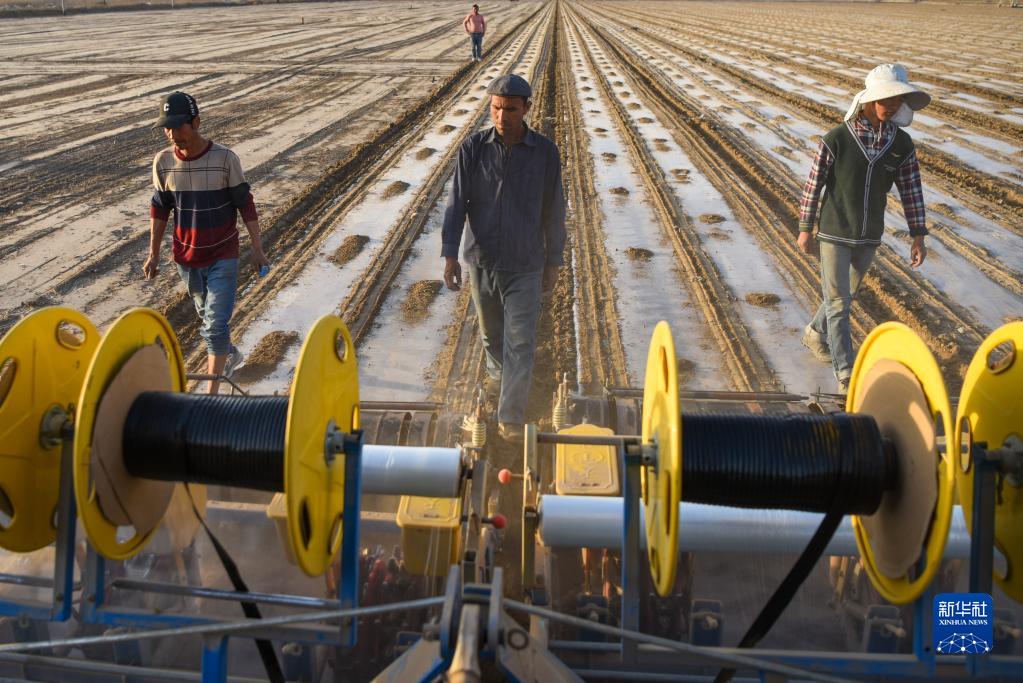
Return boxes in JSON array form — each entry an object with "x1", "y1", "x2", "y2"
[{"x1": 796, "y1": 64, "x2": 930, "y2": 393}]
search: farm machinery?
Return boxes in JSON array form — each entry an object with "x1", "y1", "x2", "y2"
[{"x1": 0, "y1": 306, "x2": 1020, "y2": 681}]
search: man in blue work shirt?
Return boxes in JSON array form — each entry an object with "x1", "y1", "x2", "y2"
[{"x1": 441, "y1": 74, "x2": 566, "y2": 442}]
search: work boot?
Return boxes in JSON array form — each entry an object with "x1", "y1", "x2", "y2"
[
  {"x1": 498, "y1": 422, "x2": 524, "y2": 442},
  {"x1": 484, "y1": 376, "x2": 500, "y2": 405},
  {"x1": 801, "y1": 325, "x2": 831, "y2": 364}
]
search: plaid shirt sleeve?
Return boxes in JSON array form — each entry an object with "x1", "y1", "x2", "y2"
[
  {"x1": 798, "y1": 139, "x2": 833, "y2": 232},
  {"x1": 894, "y1": 149, "x2": 927, "y2": 236}
]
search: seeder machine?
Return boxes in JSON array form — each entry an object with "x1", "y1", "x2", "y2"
[{"x1": 0, "y1": 306, "x2": 1019, "y2": 681}]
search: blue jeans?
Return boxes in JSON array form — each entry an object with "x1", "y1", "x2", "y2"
[
  {"x1": 468, "y1": 266, "x2": 543, "y2": 424},
  {"x1": 808, "y1": 241, "x2": 877, "y2": 381},
  {"x1": 470, "y1": 32, "x2": 484, "y2": 60},
  {"x1": 175, "y1": 258, "x2": 238, "y2": 357}
]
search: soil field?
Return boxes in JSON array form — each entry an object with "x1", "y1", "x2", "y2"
[{"x1": 1, "y1": 0, "x2": 1022, "y2": 675}]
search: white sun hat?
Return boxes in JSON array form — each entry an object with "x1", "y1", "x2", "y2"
[{"x1": 844, "y1": 64, "x2": 931, "y2": 121}]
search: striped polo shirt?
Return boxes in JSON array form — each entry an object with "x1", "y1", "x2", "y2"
[{"x1": 150, "y1": 141, "x2": 258, "y2": 268}]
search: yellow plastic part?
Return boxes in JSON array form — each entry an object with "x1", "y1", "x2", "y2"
[
  {"x1": 641, "y1": 321, "x2": 682, "y2": 597},
  {"x1": 286, "y1": 315, "x2": 359, "y2": 577},
  {"x1": 0, "y1": 308, "x2": 99, "y2": 552},
  {"x1": 849, "y1": 322, "x2": 954, "y2": 605},
  {"x1": 266, "y1": 492, "x2": 298, "y2": 567},
  {"x1": 74, "y1": 308, "x2": 185, "y2": 560},
  {"x1": 555, "y1": 423, "x2": 620, "y2": 496},
  {"x1": 955, "y1": 322, "x2": 1023, "y2": 603},
  {"x1": 396, "y1": 495, "x2": 463, "y2": 577}
]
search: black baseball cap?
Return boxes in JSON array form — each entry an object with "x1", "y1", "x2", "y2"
[{"x1": 154, "y1": 92, "x2": 199, "y2": 129}]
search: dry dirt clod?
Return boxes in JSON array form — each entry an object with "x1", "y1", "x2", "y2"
[
  {"x1": 439, "y1": 124, "x2": 456, "y2": 133},
  {"x1": 625, "y1": 246, "x2": 654, "y2": 260},
  {"x1": 329, "y1": 234, "x2": 370, "y2": 266},
  {"x1": 928, "y1": 202, "x2": 958, "y2": 219},
  {"x1": 416, "y1": 148, "x2": 436, "y2": 160},
  {"x1": 402, "y1": 280, "x2": 444, "y2": 323},
  {"x1": 699, "y1": 213, "x2": 726, "y2": 224},
  {"x1": 609, "y1": 187, "x2": 630, "y2": 196},
  {"x1": 745, "y1": 292, "x2": 781, "y2": 308},
  {"x1": 232, "y1": 331, "x2": 301, "y2": 383},
  {"x1": 602, "y1": 152, "x2": 617, "y2": 162},
  {"x1": 381, "y1": 181, "x2": 410, "y2": 199}
]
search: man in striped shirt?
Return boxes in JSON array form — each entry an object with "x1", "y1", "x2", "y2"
[
  {"x1": 796, "y1": 64, "x2": 930, "y2": 393},
  {"x1": 143, "y1": 92, "x2": 269, "y2": 393}
]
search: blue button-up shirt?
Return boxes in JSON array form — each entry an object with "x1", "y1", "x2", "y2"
[{"x1": 441, "y1": 125, "x2": 566, "y2": 272}]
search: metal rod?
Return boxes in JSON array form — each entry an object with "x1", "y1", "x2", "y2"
[
  {"x1": 574, "y1": 670, "x2": 762, "y2": 682},
  {"x1": 503, "y1": 600, "x2": 856, "y2": 683},
  {"x1": 185, "y1": 373, "x2": 248, "y2": 396},
  {"x1": 603, "y1": 387, "x2": 817, "y2": 402},
  {"x1": 108, "y1": 579, "x2": 342, "y2": 610},
  {"x1": 537, "y1": 432, "x2": 640, "y2": 446},
  {"x1": 360, "y1": 401, "x2": 444, "y2": 411},
  {"x1": 0, "y1": 651, "x2": 266, "y2": 682},
  {"x1": 621, "y1": 447, "x2": 640, "y2": 665},
  {"x1": 0, "y1": 574, "x2": 66, "y2": 590},
  {"x1": 51, "y1": 437, "x2": 77, "y2": 620},
  {"x1": 0, "y1": 596, "x2": 445, "y2": 654}
]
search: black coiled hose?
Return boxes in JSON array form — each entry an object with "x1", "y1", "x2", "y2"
[
  {"x1": 123, "y1": 392, "x2": 290, "y2": 492},
  {"x1": 681, "y1": 412, "x2": 896, "y2": 515}
]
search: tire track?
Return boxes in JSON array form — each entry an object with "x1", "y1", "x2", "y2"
[{"x1": 554, "y1": 13, "x2": 629, "y2": 392}]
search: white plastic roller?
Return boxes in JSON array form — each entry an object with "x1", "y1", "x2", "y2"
[
  {"x1": 538, "y1": 495, "x2": 972, "y2": 558},
  {"x1": 360, "y1": 445, "x2": 463, "y2": 498}
]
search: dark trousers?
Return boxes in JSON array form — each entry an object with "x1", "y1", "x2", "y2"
[{"x1": 468, "y1": 265, "x2": 543, "y2": 424}]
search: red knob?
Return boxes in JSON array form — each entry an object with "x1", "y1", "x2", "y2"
[
  {"x1": 498, "y1": 469, "x2": 513, "y2": 484},
  {"x1": 489, "y1": 514, "x2": 507, "y2": 530}
]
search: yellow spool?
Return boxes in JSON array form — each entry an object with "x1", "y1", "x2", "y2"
[
  {"x1": 640, "y1": 321, "x2": 682, "y2": 597},
  {"x1": 0, "y1": 308, "x2": 98, "y2": 552},
  {"x1": 73, "y1": 308, "x2": 186, "y2": 560},
  {"x1": 954, "y1": 322, "x2": 1023, "y2": 603},
  {"x1": 285, "y1": 314, "x2": 359, "y2": 576},
  {"x1": 849, "y1": 322, "x2": 955, "y2": 605}
]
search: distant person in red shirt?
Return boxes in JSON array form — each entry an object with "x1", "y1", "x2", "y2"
[
  {"x1": 463, "y1": 4, "x2": 487, "y2": 62},
  {"x1": 144, "y1": 92, "x2": 269, "y2": 393}
]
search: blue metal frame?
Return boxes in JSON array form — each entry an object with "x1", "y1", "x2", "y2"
[{"x1": 0, "y1": 438, "x2": 77, "y2": 624}]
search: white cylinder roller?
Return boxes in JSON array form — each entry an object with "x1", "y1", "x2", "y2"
[
  {"x1": 538, "y1": 495, "x2": 972, "y2": 558},
  {"x1": 360, "y1": 445, "x2": 462, "y2": 498}
]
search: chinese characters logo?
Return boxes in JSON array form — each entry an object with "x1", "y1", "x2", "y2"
[{"x1": 934, "y1": 593, "x2": 993, "y2": 655}]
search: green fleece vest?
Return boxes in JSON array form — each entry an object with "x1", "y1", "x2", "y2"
[{"x1": 817, "y1": 121, "x2": 914, "y2": 246}]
